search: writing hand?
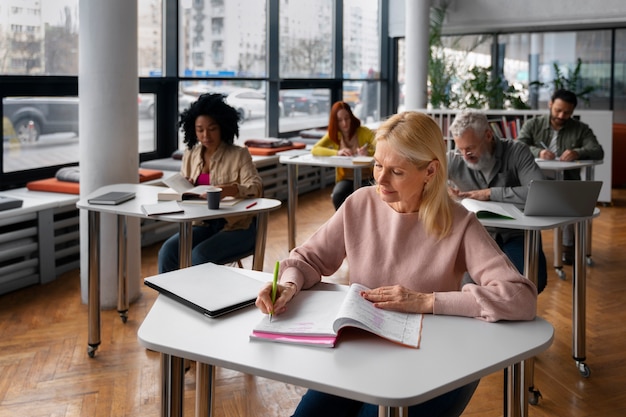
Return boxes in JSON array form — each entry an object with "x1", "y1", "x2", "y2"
[
  {"x1": 560, "y1": 149, "x2": 579, "y2": 161},
  {"x1": 361, "y1": 285, "x2": 434, "y2": 314},
  {"x1": 539, "y1": 149, "x2": 556, "y2": 160},
  {"x1": 358, "y1": 144, "x2": 370, "y2": 156},
  {"x1": 337, "y1": 148, "x2": 353, "y2": 156},
  {"x1": 255, "y1": 282, "x2": 297, "y2": 316}
]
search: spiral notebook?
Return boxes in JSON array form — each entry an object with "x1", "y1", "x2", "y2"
[{"x1": 144, "y1": 263, "x2": 264, "y2": 318}]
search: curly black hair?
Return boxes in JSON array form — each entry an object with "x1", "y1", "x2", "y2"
[{"x1": 179, "y1": 93, "x2": 241, "y2": 150}]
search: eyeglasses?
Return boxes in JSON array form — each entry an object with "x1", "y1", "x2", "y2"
[{"x1": 453, "y1": 148, "x2": 474, "y2": 157}]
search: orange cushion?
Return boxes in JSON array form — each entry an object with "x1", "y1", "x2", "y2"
[
  {"x1": 27, "y1": 177, "x2": 80, "y2": 194},
  {"x1": 26, "y1": 169, "x2": 164, "y2": 194},
  {"x1": 247, "y1": 142, "x2": 306, "y2": 156}
]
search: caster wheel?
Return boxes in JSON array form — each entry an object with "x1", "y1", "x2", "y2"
[
  {"x1": 586, "y1": 256, "x2": 593, "y2": 266},
  {"x1": 577, "y1": 362, "x2": 591, "y2": 378},
  {"x1": 87, "y1": 345, "x2": 98, "y2": 358},
  {"x1": 556, "y1": 268, "x2": 566, "y2": 280},
  {"x1": 527, "y1": 387, "x2": 542, "y2": 405},
  {"x1": 119, "y1": 310, "x2": 128, "y2": 323}
]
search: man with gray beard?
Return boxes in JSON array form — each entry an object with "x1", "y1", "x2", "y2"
[{"x1": 447, "y1": 110, "x2": 548, "y2": 293}]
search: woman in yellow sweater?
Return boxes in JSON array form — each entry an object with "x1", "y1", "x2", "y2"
[{"x1": 311, "y1": 101, "x2": 376, "y2": 209}]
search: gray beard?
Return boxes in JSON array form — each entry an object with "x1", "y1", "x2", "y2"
[{"x1": 465, "y1": 151, "x2": 495, "y2": 172}]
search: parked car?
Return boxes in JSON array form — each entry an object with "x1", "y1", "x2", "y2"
[
  {"x1": 3, "y1": 96, "x2": 79, "y2": 142},
  {"x1": 138, "y1": 92, "x2": 197, "y2": 119},
  {"x1": 280, "y1": 89, "x2": 330, "y2": 116},
  {"x1": 182, "y1": 85, "x2": 273, "y2": 121},
  {"x1": 342, "y1": 82, "x2": 361, "y2": 108}
]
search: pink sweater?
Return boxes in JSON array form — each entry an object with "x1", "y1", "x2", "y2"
[{"x1": 280, "y1": 186, "x2": 537, "y2": 322}]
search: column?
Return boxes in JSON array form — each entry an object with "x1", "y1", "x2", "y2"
[
  {"x1": 78, "y1": 0, "x2": 141, "y2": 307},
  {"x1": 404, "y1": 0, "x2": 431, "y2": 110}
]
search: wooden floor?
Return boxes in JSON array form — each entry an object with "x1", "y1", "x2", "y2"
[{"x1": 1, "y1": 186, "x2": 626, "y2": 417}]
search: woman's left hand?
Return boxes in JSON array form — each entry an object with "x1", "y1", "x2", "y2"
[{"x1": 360, "y1": 285, "x2": 434, "y2": 314}]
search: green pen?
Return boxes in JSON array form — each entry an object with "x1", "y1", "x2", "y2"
[{"x1": 270, "y1": 260, "x2": 279, "y2": 322}]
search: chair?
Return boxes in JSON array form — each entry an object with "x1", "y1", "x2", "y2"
[{"x1": 219, "y1": 216, "x2": 258, "y2": 269}]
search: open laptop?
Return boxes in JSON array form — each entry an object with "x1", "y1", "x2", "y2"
[
  {"x1": 144, "y1": 263, "x2": 264, "y2": 318},
  {"x1": 523, "y1": 180, "x2": 602, "y2": 217}
]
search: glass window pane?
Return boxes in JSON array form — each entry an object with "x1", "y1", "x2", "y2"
[
  {"x1": 345, "y1": 81, "x2": 378, "y2": 123},
  {"x1": 3, "y1": 96, "x2": 79, "y2": 172},
  {"x1": 2, "y1": 94, "x2": 157, "y2": 172},
  {"x1": 527, "y1": 31, "x2": 611, "y2": 109},
  {"x1": 0, "y1": 1, "x2": 79, "y2": 75},
  {"x1": 615, "y1": 29, "x2": 626, "y2": 124},
  {"x1": 178, "y1": 0, "x2": 267, "y2": 77},
  {"x1": 279, "y1": 0, "x2": 333, "y2": 78},
  {"x1": 179, "y1": 81, "x2": 268, "y2": 147},
  {"x1": 279, "y1": 88, "x2": 330, "y2": 133},
  {"x1": 139, "y1": 0, "x2": 163, "y2": 77},
  {"x1": 343, "y1": 0, "x2": 379, "y2": 79}
]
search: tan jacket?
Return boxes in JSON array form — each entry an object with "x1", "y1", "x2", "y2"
[{"x1": 181, "y1": 142, "x2": 263, "y2": 230}]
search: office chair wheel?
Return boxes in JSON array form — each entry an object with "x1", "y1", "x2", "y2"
[
  {"x1": 555, "y1": 267, "x2": 566, "y2": 280},
  {"x1": 527, "y1": 387, "x2": 542, "y2": 405},
  {"x1": 577, "y1": 361, "x2": 591, "y2": 378},
  {"x1": 586, "y1": 256, "x2": 593, "y2": 266},
  {"x1": 87, "y1": 344, "x2": 98, "y2": 358},
  {"x1": 118, "y1": 310, "x2": 128, "y2": 323}
]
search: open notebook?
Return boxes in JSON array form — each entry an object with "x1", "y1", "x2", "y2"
[{"x1": 144, "y1": 263, "x2": 264, "y2": 318}]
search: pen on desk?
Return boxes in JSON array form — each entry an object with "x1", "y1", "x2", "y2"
[
  {"x1": 270, "y1": 261, "x2": 279, "y2": 322},
  {"x1": 245, "y1": 201, "x2": 258, "y2": 209}
]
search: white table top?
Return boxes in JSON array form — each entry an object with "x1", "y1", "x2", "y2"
[
  {"x1": 279, "y1": 153, "x2": 374, "y2": 169},
  {"x1": 535, "y1": 159, "x2": 602, "y2": 171},
  {"x1": 76, "y1": 183, "x2": 281, "y2": 222},
  {"x1": 476, "y1": 202, "x2": 600, "y2": 230},
  {"x1": 0, "y1": 188, "x2": 79, "y2": 220},
  {"x1": 138, "y1": 267, "x2": 554, "y2": 407}
]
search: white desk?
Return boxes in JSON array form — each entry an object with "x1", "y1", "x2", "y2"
[
  {"x1": 76, "y1": 183, "x2": 281, "y2": 357},
  {"x1": 279, "y1": 153, "x2": 375, "y2": 250},
  {"x1": 535, "y1": 159, "x2": 603, "y2": 276},
  {"x1": 479, "y1": 204, "x2": 599, "y2": 405},
  {"x1": 138, "y1": 267, "x2": 554, "y2": 417}
]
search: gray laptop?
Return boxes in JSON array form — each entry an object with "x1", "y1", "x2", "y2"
[
  {"x1": 144, "y1": 263, "x2": 264, "y2": 317},
  {"x1": 523, "y1": 180, "x2": 602, "y2": 217}
]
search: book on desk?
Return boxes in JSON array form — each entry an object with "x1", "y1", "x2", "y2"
[
  {"x1": 460, "y1": 198, "x2": 520, "y2": 220},
  {"x1": 250, "y1": 283, "x2": 423, "y2": 348},
  {"x1": 87, "y1": 191, "x2": 136, "y2": 205}
]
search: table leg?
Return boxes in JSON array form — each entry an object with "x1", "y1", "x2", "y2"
[
  {"x1": 116, "y1": 215, "x2": 129, "y2": 323},
  {"x1": 522, "y1": 230, "x2": 542, "y2": 405},
  {"x1": 353, "y1": 167, "x2": 363, "y2": 191},
  {"x1": 378, "y1": 406, "x2": 408, "y2": 417},
  {"x1": 195, "y1": 363, "x2": 215, "y2": 417},
  {"x1": 573, "y1": 221, "x2": 590, "y2": 377},
  {"x1": 87, "y1": 210, "x2": 101, "y2": 358},
  {"x1": 161, "y1": 353, "x2": 185, "y2": 417},
  {"x1": 287, "y1": 164, "x2": 298, "y2": 251},
  {"x1": 252, "y1": 212, "x2": 269, "y2": 271},
  {"x1": 179, "y1": 222, "x2": 193, "y2": 269},
  {"x1": 504, "y1": 362, "x2": 523, "y2": 417}
]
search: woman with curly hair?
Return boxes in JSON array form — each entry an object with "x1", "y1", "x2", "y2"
[{"x1": 158, "y1": 93, "x2": 263, "y2": 273}]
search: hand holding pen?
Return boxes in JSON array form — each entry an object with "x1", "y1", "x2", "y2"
[
  {"x1": 539, "y1": 141, "x2": 556, "y2": 160},
  {"x1": 270, "y1": 261, "x2": 279, "y2": 321}
]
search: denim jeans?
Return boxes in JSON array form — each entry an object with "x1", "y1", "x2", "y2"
[
  {"x1": 157, "y1": 218, "x2": 256, "y2": 273},
  {"x1": 498, "y1": 234, "x2": 548, "y2": 294},
  {"x1": 291, "y1": 380, "x2": 480, "y2": 417}
]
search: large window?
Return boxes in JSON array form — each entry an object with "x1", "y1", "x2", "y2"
[
  {"x1": 615, "y1": 29, "x2": 626, "y2": 124},
  {"x1": 179, "y1": 0, "x2": 266, "y2": 78},
  {"x1": 279, "y1": 0, "x2": 333, "y2": 78}
]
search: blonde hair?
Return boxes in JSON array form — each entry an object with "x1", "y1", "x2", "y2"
[{"x1": 375, "y1": 111, "x2": 454, "y2": 238}]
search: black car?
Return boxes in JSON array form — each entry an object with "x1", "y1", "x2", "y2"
[
  {"x1": 3, "y1": 96, "x2": 79, "y2": 142},
  {"x1": 280, "y1": 89, "x2": 330, "y2": 116}
]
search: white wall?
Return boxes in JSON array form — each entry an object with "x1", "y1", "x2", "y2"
[{"x1": 389, "y1": 0, "x2": 626, "y2": 37}]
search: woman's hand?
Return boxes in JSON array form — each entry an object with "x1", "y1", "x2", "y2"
[
  {"x1": 337, "y1": 148, "x2": 353, "y2": 157},
  {"x1": 360, "y1": 285, "x2": 434, "y2": 314},
  {"x1": 255, "y1": 282, "x2": 298, "y2": 316}
]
